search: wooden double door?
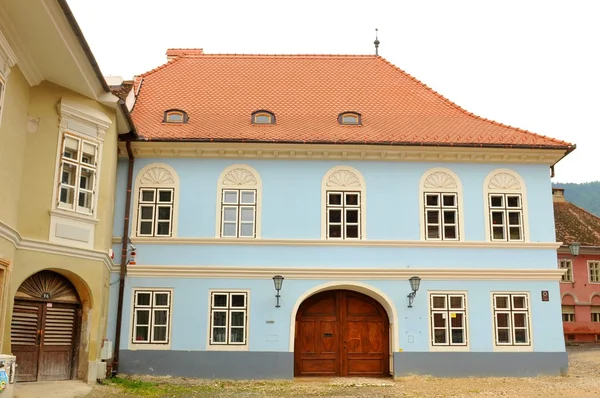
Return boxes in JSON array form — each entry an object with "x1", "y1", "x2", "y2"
[
  {"x1": 11, "y1": 300, "x2": 79, "y2": 381},
  {"x1": 295, "y1": 290, "x2": 389, "y2": 377}
]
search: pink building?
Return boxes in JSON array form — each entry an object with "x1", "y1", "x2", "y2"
[{"x1": 554, "y1": 188, "x2": 600, "y2": 343}]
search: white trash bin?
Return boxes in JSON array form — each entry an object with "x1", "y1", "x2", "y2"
[{"x1": 0, "y1": 354, "x2": 16, "y2": 398}]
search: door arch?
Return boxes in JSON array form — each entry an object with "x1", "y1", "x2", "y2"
[
  {"x1": 294, "y1": 290, "x2": 389, "y2": 377},
  {"x1": 10, "y1": 271, "x2": 81, "y2": 382}
]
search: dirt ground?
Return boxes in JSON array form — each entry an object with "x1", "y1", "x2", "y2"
[{"x1": 87, "y1": 346, "x2": 600, "y2": 397}]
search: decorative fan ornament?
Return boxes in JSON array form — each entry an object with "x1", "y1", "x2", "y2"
[
  {"x1": 423, "y1": 172, "x2": 457, "y2": 190},
  {"x1": 139, "y1": 167, "x2": 175, "y2": 185},
  {"x1": 222, "y1": 168, "x2": 257, "y2": 186},
  {"x1": 488, "y1": 173, "x2": 521, "y2": 190},
  {"x1": 16, "y1": 271, "x2": 79, "y2": 303},
  {"x1": 326, "y1": 170, "x2": 361, "y2": 188}
]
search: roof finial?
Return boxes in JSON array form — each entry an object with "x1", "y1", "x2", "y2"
[{"x1": 374, "y1": 28, "x2": 380, "y2": 56}]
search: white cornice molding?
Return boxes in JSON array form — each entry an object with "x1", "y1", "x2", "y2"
[
  {"x1": 0, "y1": 5, "x2": 43, "y2": 85},
  {"x1": 118, "y1": 142, "x2": 566, "y2": 165},
  {"x1": 115, "y1": 236, "x2": 562, "y2": 250},
  {"x1": 0, "y1": 28, "x2": 17, "y2": 68},
  {"x1": 0, "y1": 219, "x2": 113, "y2": 272},
  {"x1": 115, "y1": 265, "x2": 566, "y2": 281}
]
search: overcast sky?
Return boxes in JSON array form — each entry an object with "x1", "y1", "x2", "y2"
[{"x1": 69, "y1": 0, "x2": 599, "y2": 183}]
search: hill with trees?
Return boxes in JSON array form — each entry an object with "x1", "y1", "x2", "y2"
[{"x1": 553, "y1": 181, "x2": 600, "y2": 216}]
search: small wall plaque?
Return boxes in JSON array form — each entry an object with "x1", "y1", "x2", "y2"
[{"x1": 541, "y1": 290, "x2": 549, "y2": 301}]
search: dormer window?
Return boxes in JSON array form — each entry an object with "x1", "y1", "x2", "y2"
[
  {"x1": 164, "y1": 110, "x2": 188, "y2": 123},
  {"x1": 252, "y1": 111, "x2": 275, "y2": 125},
  {"x1": 339, "y1": 112, "x2": 361, "y2": 125}
]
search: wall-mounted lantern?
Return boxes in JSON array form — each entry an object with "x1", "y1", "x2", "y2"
[
  {"x1": 569, "y1": 242, "x2": 580, "y2": 257},
  {"x1": 273, "y1": 275, "x2": 284, "y2": 308},
  {"x1": 407, "y1": 276, "x2": 421, "y2": 308}
]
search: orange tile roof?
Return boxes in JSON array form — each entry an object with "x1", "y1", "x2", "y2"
[
  {"x1": 554, "y1": 200, "x2": 600, "y2": 246},
  {"x1": 130, "y1": 51, "x2": 573, "y2": 150}
]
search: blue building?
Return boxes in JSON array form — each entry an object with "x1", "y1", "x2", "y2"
[{"x1": 107, "y1": 48, "x2": 574, "y2": 379}]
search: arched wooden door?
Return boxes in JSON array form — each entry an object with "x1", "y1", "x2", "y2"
[
  {"x1": 10, "y1": 271, "x2": 81, "y2": 382},
  {"x1": 294, "y1": 290, "x2": 389, "y2": 377}
]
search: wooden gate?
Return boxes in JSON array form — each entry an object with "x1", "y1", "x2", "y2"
[
  {"x1": 10, "y1": 271, "x2": 80, "y2": 382},
  {"x1": 294, "y1": 290, "x2": 389, "y2": 377}
]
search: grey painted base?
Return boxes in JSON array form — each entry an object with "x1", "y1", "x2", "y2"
[
  {"x1": 393, "y1": 352, "x2": 569, "y2": 377},
  {"x1": 118, "y1": 350, "x2": 294, "y2": 379}
]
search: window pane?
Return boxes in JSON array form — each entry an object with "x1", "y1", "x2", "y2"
[
  {"x1": 444, "y1": 226, "x2": 457, "y2": 239},
  {"x1": 213, "y1": 294, "x2": 227, "y2": 307},
  {"x1": 513, "y1": 313, "x2": 527, "y2": 328},
  {"x1": 241, "y1": 190, "x2": 255, "y2": 204},
  {"x1": 433, "y1": 313, "x2": 446, "y2": 328},
  {"x1": 213, "y1": 312, "x2": 227, "y2": 327},
  {"x1": 82, "y1": 142, "x2": 96, "y2": 164},
  {"x1": 342, "y1": 115, "x2": 358, "y2": 124},
  {"x1": 442, "y1": 195, "x2": 456, "y2": 207},
  {"x1": 451, "y1": 313, "x2": 464, "y2": 327},
  {"x1": 240, "y1": 223, "x2": 255, "y2": 237},
  {"x1": 136, "y1": 310, "x2": 150, "y2": 325},
  {"x1": 167, "y1": 112, "x2": 183, "y2": 122},
  {"x1": 136, "y1": 293, "x2": 151, "y2": 306},
  {"x1": 509, "y1": 227, "x2": 522, "y2": 240},
  {"x1": 492, "y1": 226, "x2": 505, "y2": 240},
  {"x1": 346, "y1": 225, "x2": 359, "y2": 238},
  {"x1": 491, "y1": 212, "x2": 504, "y2": 225},
  {"x1": 153, "y1": 326, "x2": 167, "y2": 342},
  {"x1": 142, "y1": 190, "x2": 155, "y2": 202},
  {"x1": 513, "y1": 296, "x2": 526, "y2": 309},
  {"x1": 449, "y1": 296, "x2": 463, "y2": 309},
  {"x1": 212, "y1": 328, "x2": 226, "y2": 343},
  {"x1": 255, "y1": 114, "x2": 271, "y2": 123},
  {"x1": 240, "y1": 207, "x2": 254, "y2": 222},
  {"x1": 497, "y1": 329, "x2": 510, "y2": 343},
  {"x1": 328, "y1": 193, "x2": 342, "y2": 206},
  {"x1": 451, "y1": 329, "x2": 464, "y2": 344},
  {"x1": 443, "y1": 211, "x2": 456, "y2": 224},
  {"x1": 495, "y1": 296, "x2": 509, "y2": 309},
  {"x1": 63, "y1": 136, "x2": 79, "y2": 156},
  {"x1": 345, "y1": 193, "x2": 359, "y2": 206},
  {"x1": 230, "y1": 328, "x2": 245, "y2": 343},
  {"x1": 231, "y1": 294, "x2": 245, "y2": 307},
  {"x1": 157, "y1": 206, "x2": 171, "y2": 220},
  {"x1": 496, "y1": 313, "x2": 509, "y2": 328},
  {"x1": 61, "y1": 163, "x2": 76, "y2": 185},
  {"x1": 135, "y1": 326, "x2": 149, "y2": 342},
  {"x1": 346, "y1": 209, "x2": 359, "y2": 223},
  {"x1": 231, "y1": 311, "x2": 245, "y2": 327},
  {"x1": 60, "y1": 187, "x2": 74, "y2": 205},
  {"x1": 154, "y1": 310, "x2": 168, "y2": 326},
  {"x1": 141, "y1": 206, "x2": 154, "y2": 220},
  {"x1": 508, "y1": 212, "x2": 521, "y2": 225},
  {"x1": 329, "y1": 209, "x2": 342, "y2": 223},
  {"x1": 156, "y1": 222, "x2": 170, "y2": 236},
  {"x1": 426, "y1": 194, "x2": 439, "y2": 206},
  {"x1": 427, "y1": 226, "x2": 440, "y2": 239},
  {"x1": 80, "y1": 168, "x2": 93, "y2": 190},
  {"x1": 490, "y1": 195, "x2": 503, "y2": 207},
  {"x1": 427, "y1": 210, "x2": 439, "y2": 224},
  {"x1": 507, "y1": 196, "x2": 521, "y2": 208},
  {"x1": 514, "y1": 329, "x2": 527, "y2": 344},
  {"x1": 158, "y1": 190, "x2": 172, "y2": 203},
  {"x1": 78, "y1": 191, "x2": 92, "y2": 209},
  {"x1": 223, "y1": 223, "x2": 237, "y2": 237},
  {"x1": 432, "y1": 296, "x2": 446, "y2": 309},
  {"x1": 140, "y1": 222, "x2": 152, "y2": 235},
  {"x1": 223, "y1": 190, "x2": 238, "y2": 204},
  {"x1": 434, "y1": 329, "x2": 446, "y2": 344},
  {"x1": 223, "y1": 207, "x2": 237, "y2": 222},
  {"x1": 155, "y1": 293, "x2": 169, "y2": 306},
  {"x1": 329, "y1": 225, "x2": 342, "y2": 238}
]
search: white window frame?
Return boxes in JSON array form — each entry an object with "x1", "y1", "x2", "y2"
[
  {"x1": 588, "y1": 261, "x2": 600, "y2": 283},
  {"x1": 56, "y1": 133, "x2": 99, "y2": 215},
  {"x1": 591, "y1": 307, "x2": 600, "y2": 323},
  {"x1": 0, "y1": 75, "x2": 6, "y2": 127},
  {"x1": 215, "y1": 165, "x2": 262, "y2": 239},
  {"x1": 559, "y1": 259, "x2": 573, "y2": 282},
  {"x1": 561, "y1": 305, "x2": 575, "y2": 322},
  {"x1": 483, "y1": 169, "x2": 529, "y2": 243},
  {"x1": 220, "y1": 189, "x2": 257, "y2": 238},
  {"x1": 491, "y1": 292, "x2": 532, "y2": 351},
  {"x1": 321, "y1": 166, "x2": 366, "y2": 240},
  {"x1": 428, "y1": 291, "x2": 469, "y2": 351},
  {"x1": 325, "y1": 191, "x2": 362, "y2": 239},
  {"x1": 137, "y1": 188, "x2": 175, "y2": 237},
  {"x1": 0, "y1": 35, "x2": 15, "y2": 128},
  {"x1": 132, "y1": 164, "x2": 179, "y2": 238},
  {"x1": 207, "y1": 290, "x2": 250, "y2": 351},
  {"x1": 419, "y1": 168, "x2": 464, "y2": 241},
  {"x1": 129, "y1": 289, "x2": 173, "y2": 350}
]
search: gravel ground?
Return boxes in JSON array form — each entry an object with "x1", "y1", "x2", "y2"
[{"x1": 87, "y1": 346, "x2": 600, "y2": 397}]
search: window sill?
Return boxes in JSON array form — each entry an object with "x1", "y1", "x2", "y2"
[
  {"x1": 50, "y1": 209, "x2": 99, "y2": 225},
  {"x1": 206, "y1": 344, "x2": 249, "y2": 351},
  {"x1": 128, "y1": 343, "x2": 171, "y2": 351},
  {"x1": 492, "y1": 345, "x2": 533, "y2": 352},
  {"x1": 429, "y1": 345, "x2": 470, "y2": 352}
]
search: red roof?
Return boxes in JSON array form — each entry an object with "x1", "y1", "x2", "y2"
[{"x1": 130, "y1": 51, "x2": 573, "y2": 149}]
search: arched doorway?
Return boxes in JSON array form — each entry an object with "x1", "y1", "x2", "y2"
[
  {"x1": 294, "y1": 290, "x2": 389, "y2": 377},
  {"x1": 10, "y1": 271, "x2": 81, "y2": 382}
]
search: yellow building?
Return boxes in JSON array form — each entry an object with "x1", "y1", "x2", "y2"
[{"x1": 0, "y1": 0, "x2": 132, "y2": 383}]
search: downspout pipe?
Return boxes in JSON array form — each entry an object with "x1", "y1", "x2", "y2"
[{"x1": 112, "y1": 141, "x2": 135, "y2": 374}]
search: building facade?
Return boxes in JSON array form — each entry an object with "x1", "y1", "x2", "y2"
[
  {"x1": 554, "y1": 188, "x2": 600, "y2": 343},
  {"x1": 109, "y1": 49, "x2": 573, "y2": 378},
  {"x1": 0, "y1": 0, "x2": 132, "y2": 383}
]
